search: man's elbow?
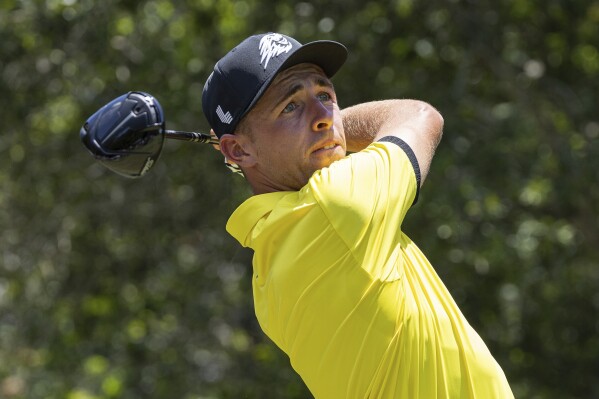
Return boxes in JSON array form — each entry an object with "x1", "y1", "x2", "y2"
[
  {"x1": 416, "y1": 101, "x2": 444, "y2": 144},
  {"x1": 418, "y1": 101, "x2": 444, "y2": 127}
]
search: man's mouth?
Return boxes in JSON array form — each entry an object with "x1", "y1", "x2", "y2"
[{"x1": 310, "y1": 139, "x2": 344, "y2": 158}]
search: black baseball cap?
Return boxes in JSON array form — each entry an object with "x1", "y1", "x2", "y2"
[{"x1": 202, "y1": 32, "x2": 348, "y2": 137}]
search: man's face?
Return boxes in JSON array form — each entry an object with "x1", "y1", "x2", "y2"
[{"x1": 241, "y1": 63, "x2": 347, "y2": 192}]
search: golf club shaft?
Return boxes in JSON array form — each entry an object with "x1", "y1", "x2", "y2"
[{"x1": 165, "y1": 130, "x2": 219, "y2": 145}]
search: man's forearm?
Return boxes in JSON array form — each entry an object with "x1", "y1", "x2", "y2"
[
  {"x1": 341, "y1": 99, "x2": 442, "y2": 152},
  {"x1": 341, "y1": 101, "x2": 383, "y2": 152},
  {"x1": 340, "y1": 99, "x2": 444, "y2": 183}
]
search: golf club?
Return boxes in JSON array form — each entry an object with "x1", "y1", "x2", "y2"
[{"x1": 80, "y1": 91, "x2": 218, "y2": 178}]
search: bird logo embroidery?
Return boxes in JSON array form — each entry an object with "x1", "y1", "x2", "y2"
[{"x1": 259, "y1": 33, "x2": 293, "y2": 69}]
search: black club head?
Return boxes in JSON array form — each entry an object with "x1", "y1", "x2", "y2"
[{"x1": 80, "y1": 91, "x2": 166, "y2": 178}]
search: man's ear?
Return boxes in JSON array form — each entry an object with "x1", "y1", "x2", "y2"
[{"x1": 218, "y1": 133, "x2": 257, "y2": 168}]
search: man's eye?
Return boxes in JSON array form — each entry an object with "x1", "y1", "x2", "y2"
[
  {"x1": 317, "y1": 92, "x2": 332, "y2": 102},
  {"x1": 282, "y1": 102, "x2": 297, "y2": 113}
]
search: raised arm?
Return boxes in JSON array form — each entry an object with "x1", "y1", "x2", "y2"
[{"x1": 341, "y1": 100, "x2": 444, "y2": 184}]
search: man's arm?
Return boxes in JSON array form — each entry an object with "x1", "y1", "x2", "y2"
[{"x1": 341, "y1": 100, "x2": 444, "y2": 184}]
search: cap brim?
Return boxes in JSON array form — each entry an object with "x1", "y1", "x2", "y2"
[
  {"x1": 241, "y1": 40, "x2": 348, "y2": 123},
  {"x1": 280, "y1": 40, "x2": 348, "y2": 78}
]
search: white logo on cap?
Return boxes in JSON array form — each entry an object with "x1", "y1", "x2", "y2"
[
  {"x1": 259, "y1": 33, "x2": 293, "y2": 69},
  {"x1": 216, "y1": 105, "x2": 233, "y2": 124}
]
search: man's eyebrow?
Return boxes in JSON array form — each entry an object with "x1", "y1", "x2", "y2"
[
  {"x1": 315, "y1": 77, "x2": 334, "y2": 90},
  {"x1": 274, "y1": 77, "x2": 335, "y2": 109},
  {"x1": 277, "y1": 84, "x2": 304, "y2": 107}
]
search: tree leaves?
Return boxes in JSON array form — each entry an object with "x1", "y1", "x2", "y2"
[{"x1": 1, "y1": 1, "x2": 598, "y2": 398}]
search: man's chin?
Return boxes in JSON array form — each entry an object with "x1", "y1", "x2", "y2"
[{"x1": 312, "y1": 147, "x2": 346, "y2": 166}]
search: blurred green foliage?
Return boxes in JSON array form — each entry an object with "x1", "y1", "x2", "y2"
[{"x1": 1, "y1": 0, "x2": 598, "y2": 398}]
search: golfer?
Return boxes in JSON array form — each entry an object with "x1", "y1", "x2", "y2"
[{"x1": 202, "y1": 32, "x2": 514, "y2": 398}]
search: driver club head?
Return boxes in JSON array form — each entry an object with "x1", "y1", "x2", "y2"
[{"x1": 80, "y1": 91, "x2": 166, "y2": 178}]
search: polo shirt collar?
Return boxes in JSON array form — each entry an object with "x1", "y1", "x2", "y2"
[{"x1": 226, "y1": 191, "x2": 289, "y2": 247}]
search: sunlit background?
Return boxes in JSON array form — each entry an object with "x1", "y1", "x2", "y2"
[{"x1": 2, "y1": 0, "x2": 598, "y2": 398}]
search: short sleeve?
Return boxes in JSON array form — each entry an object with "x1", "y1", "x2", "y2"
[
  {"x1": 377, "y1": 136, "x2": 421, "y2": 204},
  {"x1": 308, "y1": 139, "x2": 420, "y2": 261}
]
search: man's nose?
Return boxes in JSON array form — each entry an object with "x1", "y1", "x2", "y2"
[{"x1": 310, "y1": 100, "x2": 333, "y2": 132}]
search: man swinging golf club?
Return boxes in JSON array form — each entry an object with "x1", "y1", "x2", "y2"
[{"x1": 202, "y1": 32, "x2": 514, "y2": 398}]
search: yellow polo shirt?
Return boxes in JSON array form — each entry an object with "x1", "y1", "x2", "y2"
[{"x1": 227, "y1": 138, "x2": 513, "y2": 398}]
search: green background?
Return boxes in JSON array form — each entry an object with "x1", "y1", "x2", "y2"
[{"x1": 1, "y1": 0, "x2": 598, "y2": 398}]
